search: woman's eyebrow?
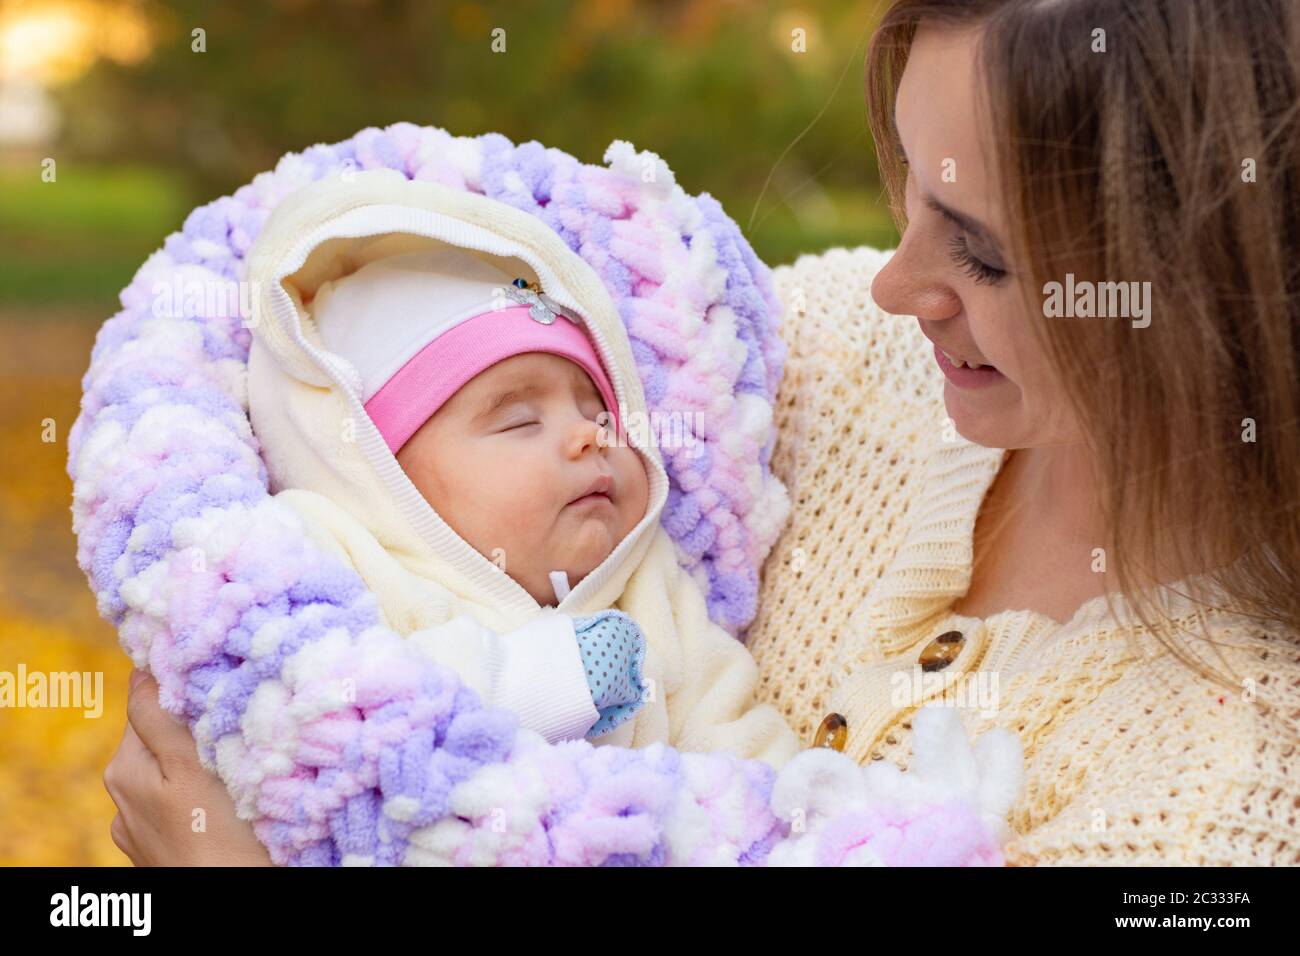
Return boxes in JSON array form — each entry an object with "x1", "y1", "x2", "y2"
[
  {"x1": 894, "y1": 110, "x2": 1006, "y2": 257},
  {"x1": 923, "y1": 195, "x2": 1005, "y2": 258},
  {"x1": 923, "y1": 194, "x2": 988, "y2": 241}
]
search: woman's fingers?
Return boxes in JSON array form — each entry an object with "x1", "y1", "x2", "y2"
[
  {"x1": 105, "y1": 669, "x2": 275, "y2": 865},
  {"x1": 104, "y1": 716, "x2": 165, "y2": 866},
  {"x1": 109, "y1": 811, "x2": 138, "y2": 862},
  {"x1": 125, "y1": 669, "x2": 195, "y2": 778},
  {"x1": 119, "y1": 721, "x2": 163, "y2": 786},
  {"x1": 104, "y1": 714, "x2": 163, "y2": 802}
]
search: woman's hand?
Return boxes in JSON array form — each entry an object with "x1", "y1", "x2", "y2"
[{"x1": 103, "y1": 669, "x2": 274, "y2": 866}]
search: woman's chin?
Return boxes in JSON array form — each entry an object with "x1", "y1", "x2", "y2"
[{"x1": 943, "y1": 385, "x2": 1018, "y2": 449}]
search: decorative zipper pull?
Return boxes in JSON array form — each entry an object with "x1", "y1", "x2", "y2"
[{"x1": 506, "y1": 278, "x2": 577, "y2": 325}]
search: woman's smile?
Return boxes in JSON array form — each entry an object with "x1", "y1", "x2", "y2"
[{"x1": 933, "y1": 342, "x2": 1005, "y2": 388}]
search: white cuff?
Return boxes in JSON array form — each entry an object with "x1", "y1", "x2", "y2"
[{"x1": 490, "y1": 612, "x2": 599, "y2": 743}]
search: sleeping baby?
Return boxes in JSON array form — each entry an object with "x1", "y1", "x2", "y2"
[{"x1": 243, "y1": 169, "x2": 801, "y2": 766}]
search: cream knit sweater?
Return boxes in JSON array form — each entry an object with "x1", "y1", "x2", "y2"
[{"x1": 746, "y1": 246, "x2": 1300, "y2": 866}]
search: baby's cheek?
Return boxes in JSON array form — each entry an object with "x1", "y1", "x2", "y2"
[
  {"x1": 616, "y1": 448, "x2": 650, "y2": 528},
  {"x1": 483, "y1": 485, "x2": 545, "y2": 549}
]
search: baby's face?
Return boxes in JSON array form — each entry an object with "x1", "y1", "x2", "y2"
[{"x1": 396, "y1": 352, "x2": 650, "y2": 605}]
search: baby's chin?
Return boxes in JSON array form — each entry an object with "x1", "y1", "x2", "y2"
[{"x1": 553, "y1": 512, "x2": 622, "y2": 581}]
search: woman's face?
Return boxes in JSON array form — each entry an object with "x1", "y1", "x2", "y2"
[{"x1": 870, "y1": 23, "x2": 1084, "y2": 450}]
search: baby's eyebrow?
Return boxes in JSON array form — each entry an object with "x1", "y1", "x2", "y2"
[
  {"x1": 571, "y1": 365, "x2": 602, "y2": 400},
  {"x1": 471, "y1": 383, "x2": 542, "y2": 425}
]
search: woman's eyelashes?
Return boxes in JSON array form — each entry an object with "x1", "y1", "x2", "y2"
[
  {"x1": 947, "y1": 233, "x2": 1006, "y2": 285},
  {"x1": 910, "y1": 187, "x2": 1008, "y2": 286}
]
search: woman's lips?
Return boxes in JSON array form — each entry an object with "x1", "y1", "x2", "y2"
[{"x1": 933, "y1": 343, "x2": 1005, "y2": 388}]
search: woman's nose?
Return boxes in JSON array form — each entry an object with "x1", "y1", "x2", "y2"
[{"x1": 871, "y1": 229, "x2": 963, "y2": 323}]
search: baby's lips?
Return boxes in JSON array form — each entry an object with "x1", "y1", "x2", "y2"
[{"x1": 568, "y1": 473, "x2": 615, "y2": 506}]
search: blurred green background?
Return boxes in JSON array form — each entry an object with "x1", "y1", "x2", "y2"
[{"x1": 0, "y1": 0, "x2": 896, "y2": 865}]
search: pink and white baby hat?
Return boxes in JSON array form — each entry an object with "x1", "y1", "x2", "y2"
[{"x1": 310, "y1": 245, "x2": 622, "y2": 454}]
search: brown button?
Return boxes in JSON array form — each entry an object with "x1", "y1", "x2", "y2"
[
  {"x1": 919, "y1": 630, "x2": 965, "y2": 672},
  {"x1": 812, "y1": 713, "x2": 848, "y2": 751}
]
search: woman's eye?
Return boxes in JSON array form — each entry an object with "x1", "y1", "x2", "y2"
[{"x1": 947, "y1": 234, "x2": 1006, "y2": 286}]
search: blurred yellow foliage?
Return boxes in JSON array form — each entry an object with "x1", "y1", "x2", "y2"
[
  {"x1": 0, "y1": 313, "x2": 131, "y2": 866},
  {"x1": 0, "y1": 607, "x2": 131, "y2": 866}
]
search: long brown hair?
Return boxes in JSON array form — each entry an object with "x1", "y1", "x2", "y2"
[{"x1": 866, "y1": 0, "x2": 1300, "y2": 684}]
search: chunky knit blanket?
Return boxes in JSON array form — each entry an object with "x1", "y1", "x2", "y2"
[{"x1": 69, "y1": 124, "x2": 1019, "y2": 865}]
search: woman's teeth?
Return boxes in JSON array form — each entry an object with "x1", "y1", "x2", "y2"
[{"x1": 942, "y1": 349, "x2": 987, "y2": 370}]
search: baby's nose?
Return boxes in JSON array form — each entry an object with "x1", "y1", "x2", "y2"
[{"x1": 565, "y1": 416, "x2": 604, "y2": 457}]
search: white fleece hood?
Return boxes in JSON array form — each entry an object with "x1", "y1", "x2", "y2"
[{"x1": 243, "y1": 169, "x2": 670, "y2": 633}]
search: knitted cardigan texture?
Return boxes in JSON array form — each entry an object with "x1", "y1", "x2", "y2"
[{"x1": 746, "y1": 246, "x2": 1300, "y2": 866}]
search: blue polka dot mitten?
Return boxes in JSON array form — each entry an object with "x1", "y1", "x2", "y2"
[{"x1": 571, "y1": 610, "x2": 648, "y2": 738}]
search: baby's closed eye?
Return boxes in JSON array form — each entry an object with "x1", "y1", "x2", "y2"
[{"x1": 499, "y1": 418, "x2": 541, "y2": 432}]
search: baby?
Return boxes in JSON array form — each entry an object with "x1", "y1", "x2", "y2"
[{"x1": 245, "y1": 170, "x2": 800, "y2": 766}]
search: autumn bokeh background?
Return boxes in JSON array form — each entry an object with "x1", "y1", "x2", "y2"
[{"x1": 0, "y1": 0, "x2": 897, "y2": 865}]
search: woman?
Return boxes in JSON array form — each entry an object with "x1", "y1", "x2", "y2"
[{"x1": 106, "y1": 0, "x2": 1300, "y2": 865}]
